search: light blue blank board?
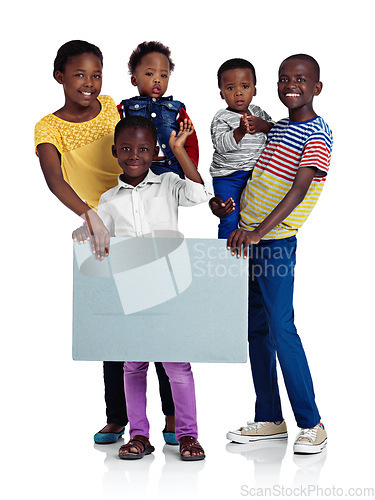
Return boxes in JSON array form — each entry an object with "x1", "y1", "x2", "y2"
[{"x1": 73, "y1": 233, "x2": 248, "y2": 362}]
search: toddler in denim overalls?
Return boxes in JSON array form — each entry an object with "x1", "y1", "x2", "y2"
[{"x1": 118, "y1": 41, "x2": 199, "y2": 178}]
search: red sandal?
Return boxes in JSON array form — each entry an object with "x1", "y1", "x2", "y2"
[
  {"x1": 179, "y1": 436, "x2": 205, "y2": 461},
  {"x1": 118, "y1": 435, "x2": 155, "y2": 460}
]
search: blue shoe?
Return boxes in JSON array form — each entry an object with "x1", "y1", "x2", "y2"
[
  {"x1": 94, "y1": 427, "x2": 125, "y2": 444},
  {"x1": 163, "y1": 431, "x2": 178, "y2": 445},
  {"x1": 163, "y1": 418, "x2": 178, "y2": 446}
]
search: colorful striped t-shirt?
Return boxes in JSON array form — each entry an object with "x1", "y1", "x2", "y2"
[{"x1": 240, "y1": 116, "x2": 333, "y2": 239}]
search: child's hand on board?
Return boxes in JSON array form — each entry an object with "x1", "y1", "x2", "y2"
[
  {"x1": 72, "y1": 210, "x2": 110, "y2": 260},
  {"x1": 169, "y1": 118, "x2": 194, "y2": 151},
  {"x1": 226, "y1": 227, "x2": 261, "y2": 258},
  {"x1": 72, "y1": 223, "x2": 90, "y2": 244},
  {"x1": 209, "y1": 196, "x2": 235, "y2": 218}
]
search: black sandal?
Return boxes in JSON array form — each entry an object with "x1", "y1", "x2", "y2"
[
  {"x1": 118, "y1": 435, "x2": 155, "y2": 460},
  {"x1": 179, "y1": 436, "x2": 205, "y2": 461}
]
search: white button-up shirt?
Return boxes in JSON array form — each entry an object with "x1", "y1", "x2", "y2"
[{"x1": 98, "y1": 171, "x2": 210, "y2": 237}]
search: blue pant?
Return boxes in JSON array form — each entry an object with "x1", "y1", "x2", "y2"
[
  {"x1": 248, "y1": 237, "x2": 320, "y2": 429},
  {"x1": 212, "y1": 170, "x2": 251, "y2": 239}
]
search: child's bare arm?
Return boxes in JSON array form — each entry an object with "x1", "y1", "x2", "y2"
[
  {"x1": 37, "y1": 143, "x2": 110, "y2": 259},
  {"x1": 169, "y1": 119, "x2": 203, "y2": 184},
  {"x1": 38, "y1": 143, "x2": 91, "y2": 215},
  {"x1": 227, "y1": 167, "x2": 317, "y2": 258}
]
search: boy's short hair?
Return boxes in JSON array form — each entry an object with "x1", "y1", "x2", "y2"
[
  {"x1": 114, "y1": 116, "x2": 158, "y2": 145},
  {"x1": 217, "y1": 58, "x2": 257, "y2": 88},
  {"x1": 280, "y1": 54, "x2": 320, "y2": 82},
  {"x1": 53, "y1": 40, "x2": 103, "y2": 79},
  {"x1": 128, "y1": 41, "x2": 175, "y2": 74}
]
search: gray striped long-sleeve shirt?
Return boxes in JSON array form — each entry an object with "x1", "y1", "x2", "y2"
[{"x1": 210, "y1": 105, "x2": 273, "y2": 178}]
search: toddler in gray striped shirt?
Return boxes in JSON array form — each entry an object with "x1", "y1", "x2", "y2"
[{"x1": 209, "y1": 58, "x2": 274, "y2": 238}]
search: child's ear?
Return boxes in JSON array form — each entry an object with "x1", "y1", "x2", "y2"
[
  {"x1": 220, "y1": 90, "x2": 225, "y2": 100},
  {"x1": 54, "y1": 71, "x2": 64, "y2": 84},
  {"x1": 153, "y1": 145, "x2": 160, "y2": 160},
  {"x1": 314, "y1": 81, "x2": 323, "y2": 96},
  {"x1": 130, "y1": 75, "x2": 138, "y2": 87},
  {"x1": 112, "y1": 145, "x2": 118, "y2": 158},
  {"x1": 253, "y1": 87, "x2": 257, "y2": 97}
]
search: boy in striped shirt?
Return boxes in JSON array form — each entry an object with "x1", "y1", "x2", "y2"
[
  {"x1": 209, "y1": 58, "x2": 274, "y2": 239},
  {"x1": 226, "y1": 54, "x2": 333, "y2": 454}
]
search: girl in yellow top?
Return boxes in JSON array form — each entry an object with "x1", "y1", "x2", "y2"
[
  {"x1": 34, "y1": 40, "x2": 176, "y2": 446},
  {"x1": 35, "y1": 40, "x2": 122, "y2": 259}
]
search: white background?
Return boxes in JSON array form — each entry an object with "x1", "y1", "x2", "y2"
[{"x1": 2, "y1": 0, "x2": 374, "y2": 498}]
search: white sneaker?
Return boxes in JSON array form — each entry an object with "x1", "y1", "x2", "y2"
[
  {"x1": 293, "y1": 422, "x2": 327, "y2": 454},
  {"x1": 226, "y1": 420, "x2": 288, "y2": 443}
]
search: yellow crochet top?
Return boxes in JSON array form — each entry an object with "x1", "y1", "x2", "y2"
[{"x1": 35, "y1": 95, "x2": 122, "y2": 209}]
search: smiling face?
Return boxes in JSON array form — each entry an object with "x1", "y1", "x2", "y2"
[
  {"x1": 112, "y1": 127, "x2": 159, "y2": 186},
  {"x1": 131, "y1": 52, "x2": 170, "y2": 98},
  {"x1": 54, "y1": 52, "x2": 102, "y2": 108},
  {"x1": 219, "y1": 67, "x2": 256, "y2": 114},
  {"x1": 278, "y1": 58, "x2": 322, "y2": 121}
]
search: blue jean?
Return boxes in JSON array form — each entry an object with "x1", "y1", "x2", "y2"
[
  {"x1": 248, "y1": 237, "x2": 321, "y2": 429},
  {"x1": 212, "y1": 170, "x2": 251, "y2": 239}
]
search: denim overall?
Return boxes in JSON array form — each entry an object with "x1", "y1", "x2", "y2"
[{"x1": 121, "y1": 96, "x2": 186, "y2": 178}]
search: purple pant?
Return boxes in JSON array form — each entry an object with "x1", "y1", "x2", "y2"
[{"x1": 123, "y1": 361, "x2": 198, "y2": 441}]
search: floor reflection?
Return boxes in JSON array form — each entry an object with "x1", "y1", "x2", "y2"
[
  {"x1": 293, "y1": 448, "x2": 327, "y2": 486},
  {"x1": 226, "y1": 438, "x2": 327, "y2": 488},
  {"x1": 94, "y1": 439, "x2": 205, "y2": 497},
  {"x1": 226, "y1": 439, "x2": 288, "y2": 486},
  {"x1": 94, "y1": 439, "x2": 155, "y2": 496},
  {"x1": 158, "y1": 444, "x2": 205, "y2": 495},
  {"x1": 93, "y1": 434, "x2": 327, "y2": 497}
]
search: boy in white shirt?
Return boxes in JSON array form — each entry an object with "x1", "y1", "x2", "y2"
[{"x1": 74, "y1": 115, "x2": 209, "y2": 461}]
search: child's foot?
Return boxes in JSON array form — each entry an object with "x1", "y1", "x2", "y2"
[
  {"x1": 163, "y1": 415, "x2": 178, "y2": 445},
  {"x1": 118, "y1": 435, "x2": 155, "y2": 460},
  {"x1": 293, "y1": 422, "x2": 327, "y2": 454},
  {"x1": 226, "y1": 420, "x2": 288, "y2": 443},
  {"x1": 179, "y1": 436, "x2": 205, "y2": 461},
  {"x1": 94, "y1": 423, "x2": 125, "y2": 444}
]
